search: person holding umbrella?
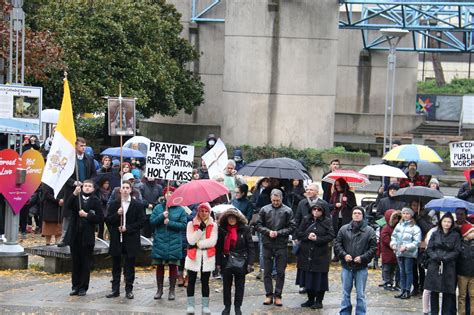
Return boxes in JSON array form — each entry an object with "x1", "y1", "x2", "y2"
[
  {"x1": 329, "y1": 178, "x2": 357, "y2": 236},
  {"x1": 376, "y1": 183, "x2": 405, "y2": 218},
  {"x1": 424, "y1": 212, "x2": 461, "y2": 315},
  {"x1": 150, "y1": 187, "x2": 187, "y2": 301},
  {"x1": 390, "y1": 207, "x2": 422, "y2": 299},
  {"x1": 399, "y1": 161, "x2": 426, "y2": 188}
]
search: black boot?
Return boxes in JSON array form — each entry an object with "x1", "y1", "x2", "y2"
[
  {"x1": 301, "y1": 290, "x2": 315, "y2": 307},
  {"x1": 154, "y1": 275, "x2": 164, "y2": 300},
  {"x1": 400, "y1": 290, "x2": 411, "y2": 299},
  {"x1": 394, "y1": 290, "x2": 405, "y2": 298},
  {"x1": 221, "y1": 306, "x2": 231, "y2": 315}
]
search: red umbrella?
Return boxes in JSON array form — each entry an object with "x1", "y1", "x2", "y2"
[
  {"x1": 322, "y1": 169, "x2": 370, "y2": 188},
  {"x1": 166, "y1": 179, "x2": 229, "y2": 207},
  {"x1": 463, "y1": 169, "x2": 474, "y2": 182}
]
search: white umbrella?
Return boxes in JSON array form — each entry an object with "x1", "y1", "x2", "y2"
[
  {"x1": 123, "y1": 136, "x2": 151, "y2": 155},
  {"x1": 41, "y1": 109, "x2": 60, "y2": 124},
  {"x1": 359, "y1": 164, "x2": 407, "y2": 178}
]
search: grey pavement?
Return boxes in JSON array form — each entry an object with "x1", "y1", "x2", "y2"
[{"x1": 0, "y1": 264, "x2": 422, "y2": 315}]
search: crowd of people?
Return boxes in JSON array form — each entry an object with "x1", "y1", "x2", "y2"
[{"x1": 0, "y1": 134, "x2": 474, "y2": 315}]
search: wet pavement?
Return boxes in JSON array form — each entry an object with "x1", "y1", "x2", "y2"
[{"x1": 0, "y1": 262, "x2": 423, "y2": 315}]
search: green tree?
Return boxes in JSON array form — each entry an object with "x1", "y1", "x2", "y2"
[{"x1": 26, "y1": 0, "x2": 203, "y2": 117}]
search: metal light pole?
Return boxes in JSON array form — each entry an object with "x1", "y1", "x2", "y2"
[{"x1": 381, "y1": 28, "x2": 408, "y2": 155}]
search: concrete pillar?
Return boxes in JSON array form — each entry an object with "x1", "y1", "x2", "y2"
[{"x1": 221, "y1": 0, "x2": 339, "y2": 149}]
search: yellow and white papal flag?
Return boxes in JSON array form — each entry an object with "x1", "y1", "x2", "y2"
[{"x1": 41, "y1": 79, "x2": 77, "y2": 198}]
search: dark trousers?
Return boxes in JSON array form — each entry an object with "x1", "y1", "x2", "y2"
[
  {"x1": 187, "y1": 270, "x2": 211, "y2": 297},
  {"x1": 307, "y1": 289, "x2": 325, "y2": 303},
  {"x1": 0, "y1": 198, "x2": 5, "y2": 235},
  {"x1": 430, "y1": 292, "x2": 457, "y2": 315},
  {"x1": 19, "y1": 205, "x2": 29, "y2": 233},
  {"x1": 412, "y1": 261, "x2": 425, "y2": 291},
  {"x1": 222, "y1": 268, "x2": 246, "y2": 307},
  {"x1": 97, "y1": 222, "x2": 105, "y2": 240},
  {"x1": 263, "y1": 246, "x2": 287, "y2": 298},
  {"x1": 111, "y1": 246, "x2": 136, "y2": 293},
  {"x1": 70, "y1": 240, "x2": 94, "y2": 292}
]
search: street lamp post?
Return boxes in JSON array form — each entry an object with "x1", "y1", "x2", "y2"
[{"x1": 380, "y1": 28, "x2": 408, "y2": 155}]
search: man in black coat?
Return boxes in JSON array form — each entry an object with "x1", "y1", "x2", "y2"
[
  {"x1": 58, "y1": 137, "x2": 97, "y2": 247},
  {"x1": 375, "y1": 183, "x2": 405, "y2": 218},
  {"x1": 321, "y1": 159, "x2": 340, "y2": 203},
  {"x1": 64, "y1": 179, "x2": 103, "y2": 296},
  {"x1": 106, "y1": 180, "x2": 145, "y2": 299},
  {"x1": 295, "y1": 183, "x2": 330, "y2": 229}
]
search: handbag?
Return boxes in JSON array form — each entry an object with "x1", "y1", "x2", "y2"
[{"x1": 225, "y1": 251, "x2": 247, "y2": 275}]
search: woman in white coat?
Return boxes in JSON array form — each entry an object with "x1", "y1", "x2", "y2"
[{"x1": 185, "y1": 202, "x2": 218, "y2": 315}]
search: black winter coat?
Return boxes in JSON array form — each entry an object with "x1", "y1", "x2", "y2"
[
  {"x1": 106, "y1": 198, "x2": 145, "y2": 257},
  {"x1": 295, "y1": 198, "x2": 330, "y2": 231},
  {"x1": 64, "y1": 194, "x2": 103, "y2": 247},
  {"x1": 334, "y1": 222, "x2": 377, "y2": 271},
  {"x1": 457, "y1": 181, "x2": 474, "y2": 204},
  {"x1": 62, "y1": 155, "x2": 97, "y2": 218},
  {"x1": 457, "y1": 238, "x2": 474, "y2": 277},
  {"x1": 424, "y1": 229, "x2": 461, "y2": 294},
  {"x1": 296, "y1": 216, "x2": 335, "y2": 273},
  {"x1": 40, "y1": 185, "x2": 62, "y2": 223},
  {"x1": 256, "y1": 203, "x2": 296, "y2": 249},
  {"x1": 216, "y1": 222, "x2": 255, "y2": 272}
]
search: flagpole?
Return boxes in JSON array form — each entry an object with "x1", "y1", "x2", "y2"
[
  {"x1": 119, "y1": 84, "x2": 124, "y2": 243},
  {"x1": 65, "y1": 71, "x2": 82, "y2": 212}
]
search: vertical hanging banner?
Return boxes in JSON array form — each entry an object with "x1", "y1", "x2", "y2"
[
  {"x1": 0, "y1": 149, "x2": 44, "y2": 214},
  {"x1": 145, "y1": 141, "x2": 194, "y2": 182},
  {"x1": 449, "y1": 141, "x2": 474, "y2": 167},
  {"x1": 202, "y1": 138, "x2": 228, "y2": 180}
]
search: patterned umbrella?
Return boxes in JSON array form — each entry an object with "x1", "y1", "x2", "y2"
[
  {"x1": 383, "y1": 144, "x2": 443, "y2": 163},
  {"x1": 322, "y1": 169, "x2": 370, "y2": 188}
]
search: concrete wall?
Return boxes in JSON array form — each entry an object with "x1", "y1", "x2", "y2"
[
  {"x1": 139, "y1": 120, "x2": 220, "y2": 145},
  {"x1": 335, "y1": 24, "x2": 419, "y2": 135},
  {"x1": 221, "y1": 0, "x2": 339, "y2": 149},
  {"x1": 150, "y1": 2, "x2": 420, "y2": 145}
]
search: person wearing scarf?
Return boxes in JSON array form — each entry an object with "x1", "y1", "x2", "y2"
[
  {"x1": 216, "y1": 208, "x2": 255, "y2": 315},
  {"x1": 185, "y1": 202, "x2": 218, "y2": 315}
]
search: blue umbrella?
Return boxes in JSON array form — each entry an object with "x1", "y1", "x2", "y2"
[
  {"x1": 101, "y1": 147, "x2": 145, "y2": 158},
  {"x1": 425, "y1": 197, "x2": 474, "y2": 214}
]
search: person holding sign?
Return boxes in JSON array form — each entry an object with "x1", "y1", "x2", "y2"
[
  {"x1": 105, "y1": 180, "x2": 145, "y2": 299},
  {"x1": 150, "y1": 187, "x2": 187, "y2": 301}
]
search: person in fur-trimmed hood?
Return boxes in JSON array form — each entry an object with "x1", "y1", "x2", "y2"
[
  {"x1": 216, "y1": 208, "x2": 255, "y2": 315},
  {"x1": 380, "y1": 209, "x2": 401, "y2": 291},
  {"x1": 184, "y1": 202, "x2": 218, "y2": 315}
]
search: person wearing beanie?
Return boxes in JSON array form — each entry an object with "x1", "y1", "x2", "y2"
[
  {"x1": 457, "y1": 170, "x2": 474, "y2": 204},
  {"x1": 457, "y1": 223, "x2": 474, "y2": 315},
  {"x1": 376, "y1": 183, "x2": 406, "y2": 218},
  {"x1": 390, "y1": 207, "x2": 422, "y2": 299},
  {"x1": 400, "y1": 161, "x2": 426, "y2": 188},
  {"x1": 149, "y1": 186, "x2": 187, "y2": 301},
  {"x1": 424, "y1": 212, "x2": 461, "y2": 315},
  {"x1": 256, "y1": 189, "x2": 296, "y2": 307},
  {"x1": 185, "y1": 202, "x2": 218, "y2": 315},
  {"x1": 334, "y1": 207, "x2": 377, "y2": 314},
  {"x1": 429, "y1": 178, "x2": 440, "y2": 190}
]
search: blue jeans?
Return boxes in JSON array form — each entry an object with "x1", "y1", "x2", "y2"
[
  {"x1": 397, "y1": 256, "x2": 414, "y2": 291},
  {"x1": 340, "y1": 267, "x2": 368, "y2": 315}
]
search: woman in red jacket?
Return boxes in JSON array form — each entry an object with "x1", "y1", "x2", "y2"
[{"x1": 380, "y1": 209, "x2": 401, "y2": 291}]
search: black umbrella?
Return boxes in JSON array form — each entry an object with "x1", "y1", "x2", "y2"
[
  {"x1": 403, "y1": 161, "x2": 444, "y2": 176},
  {"x1": 237, "y1": 157, "x2": 311, "y2": 180},
  {"x1": 392, "y1": 186, "x2": 443, "y2": 204}
]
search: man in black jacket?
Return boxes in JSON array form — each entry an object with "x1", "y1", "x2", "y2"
[
  {"x1": 256, "y1": 189, "x2": 296, "y2": 307},
  {"x1": 58, "y1": 137, "x2": 97, "y2": 247},
  {"x1": 105, "y1": 180, "x2": 145, "y2": 299},
  {"x1": 375, "y1": 183, "x2": 405, "y2": 218},
  {"x1": 295, "y1": 183, "x2": 329, "y2": 229},
  {"x1": 64, "y1": 180, "x2": 103, "y2": 296},
  {"x1": 334, "y1": 207, "x2": 377, "y2": 315}
]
